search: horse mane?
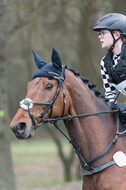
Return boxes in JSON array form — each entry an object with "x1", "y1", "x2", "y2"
[{"x1": 67, "y1": 67, "x2": 109, "y2": 103}]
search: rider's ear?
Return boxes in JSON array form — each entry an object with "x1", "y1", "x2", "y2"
[
  {"x1": 51, "y1": 48, "x2": 62, "y2": 70},
  {"x1": 32, "y1": 50, "x2": 47, "y2": 69}
]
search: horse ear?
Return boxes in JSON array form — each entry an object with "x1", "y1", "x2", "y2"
[
  {"x1": 51, "y1": 48, "x2": 62, "y2": 70},
  {"x1": 32, "y1": 50, "x2": 47, "y2": 69}
]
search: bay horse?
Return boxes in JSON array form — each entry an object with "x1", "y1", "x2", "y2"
[{"x1": 10, "y1": 48, "x2": 126, "y2": 190}]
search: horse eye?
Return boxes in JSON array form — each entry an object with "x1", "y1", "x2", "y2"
[{"x1": 45, "y1": 83, "x2": 53, "y2": 90}]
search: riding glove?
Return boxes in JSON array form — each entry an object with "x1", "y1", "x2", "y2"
[{"x1": 108, "y1": 101, "x2": 120, "y2": 111}]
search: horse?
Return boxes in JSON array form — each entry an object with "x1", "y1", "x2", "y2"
[{"x1": 10, "y1": 48, "x2": 126, "y2": 190}]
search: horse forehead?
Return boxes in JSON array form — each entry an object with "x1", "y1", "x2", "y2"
[
  {"x1": 34, "y1": 77, "x2": 48, "y2": 84},
  {"x1": 27, "y1": 77, "x2": 58, "y2": 92},
  {"x1": 29, "y1": 77, "x2": 51, "y2": 86}
]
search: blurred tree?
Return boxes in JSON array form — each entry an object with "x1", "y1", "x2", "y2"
[
  {"x1": 112, "y1": 0, "x2": 126, "y2": 14},
  {"x1": 0, "y1": 0, "x2": 16, "y2": 189},
  {"x1": 76, "y1": 0, "x2": 111, "y2": 87},
  {"x1": 46, "y1": 125, "x2": 75, "y2": 181},
  {"x1": 77, "y1": 0, "x2": 98, "y2": 79}
]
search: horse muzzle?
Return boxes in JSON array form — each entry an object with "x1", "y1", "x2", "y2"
[{"x1": 10, "y1": 121, "x2": 34, "y2": 139}]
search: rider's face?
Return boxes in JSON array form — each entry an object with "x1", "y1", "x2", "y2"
[{"x1": 98, "y1": 30, "x2": 113, "y2": 50}]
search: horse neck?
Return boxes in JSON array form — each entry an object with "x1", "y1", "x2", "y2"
[{"x1": 65, "y1": 71, "x2": 116, "y2": 162}]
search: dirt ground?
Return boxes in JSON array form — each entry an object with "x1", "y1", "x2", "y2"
[{"x1": 36, "y1": 182, "x2": 82, "y2": 190}]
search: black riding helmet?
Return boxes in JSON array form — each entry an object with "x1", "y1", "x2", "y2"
[
  {"x1": 93, "y1": 13, "x2": 126, "y2": 34},
  {"x1": 93, "y1": 13, "x2": 126, "y2": 50}
]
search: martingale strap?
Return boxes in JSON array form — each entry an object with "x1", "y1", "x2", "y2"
[
  {"x1": 81, "y1": 157, "x2": 126, "y2": 176},
  {"x1": 51, "y1": 113, "x2": 126, "y2": 176}
]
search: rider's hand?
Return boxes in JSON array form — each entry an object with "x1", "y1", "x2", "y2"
[{"x1": 108, "y1": 102, "x2": 120, "y2": 111}]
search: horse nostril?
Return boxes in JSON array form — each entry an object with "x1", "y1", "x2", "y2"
[{"x1": 15, "y1": 122, "x2": 26, "y2": 135}]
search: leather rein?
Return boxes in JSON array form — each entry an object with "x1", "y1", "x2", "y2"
[{"x1": 19, "y1": 69, "x2": 126, "y2": 176}]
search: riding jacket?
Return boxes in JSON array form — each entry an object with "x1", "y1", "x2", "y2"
[{"x1": 100, "y1": 43, "x2": 126, "y2": 102}]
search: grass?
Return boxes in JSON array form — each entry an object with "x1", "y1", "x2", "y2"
[
  {"x1": 11, "y1": 139, "x2": 79, "y2": 190},
  {"x1": 11, "y1": 139, "x2": 58, "y2": 157}
]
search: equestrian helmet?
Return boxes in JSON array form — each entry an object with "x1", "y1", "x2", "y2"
[{"x1": 93, "y1": 13, "x2": 126, "y2": 36}]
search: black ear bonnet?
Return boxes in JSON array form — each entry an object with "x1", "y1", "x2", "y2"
[{"x1": 32, "y1": 48, "x2": 65, "y2": 81}]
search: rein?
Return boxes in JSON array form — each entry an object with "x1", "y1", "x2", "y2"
[
  {"x1": 42, "y1": 109, "x2": 118, "y2": 123},
  {"x1": 20, "y1": 68, "x2": 126, "y2": 175}
]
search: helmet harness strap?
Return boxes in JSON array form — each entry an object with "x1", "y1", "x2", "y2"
[{"x1": 109, "y1": 30, "x2": 121, "y2": 51}]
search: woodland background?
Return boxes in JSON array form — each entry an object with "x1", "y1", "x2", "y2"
[{"x1": 0, "y1": 0, "x2": 126, "y2": 189}]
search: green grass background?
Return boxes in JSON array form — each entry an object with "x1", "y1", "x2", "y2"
[{"x1": 11, "y1": 140, "x2": 81, "y2": 190}]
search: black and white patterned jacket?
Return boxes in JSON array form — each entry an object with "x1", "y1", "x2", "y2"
[{"x1": 100, "y1": 54, "x2": 126, "y2": 102}]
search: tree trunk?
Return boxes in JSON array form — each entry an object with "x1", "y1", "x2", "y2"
[
  {"x1": 0, "y1": 0, "x2": 16, "y2": 189},
  {"x1": 46, "y1": 124, "x2": 75, "y2": 181}
]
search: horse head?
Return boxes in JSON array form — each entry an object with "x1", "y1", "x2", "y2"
[{"x1": 10, "y1": 49, "x2": 70, "y2": 139}]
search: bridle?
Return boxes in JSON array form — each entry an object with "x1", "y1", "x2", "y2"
[
  {"x1": 20, "y1": 80, "x2": 66, "y2": 127},
  {"x1": 20, "y1": 65, "x2": 66, "y2": 128},
  {"x1": 19, "y1": 67, "x2": 126, "y2": 176}
]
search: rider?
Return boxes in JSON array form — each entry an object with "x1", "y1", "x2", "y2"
[{"x1": 93, "y1": 13, "x2": 126, "y2": 118}]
